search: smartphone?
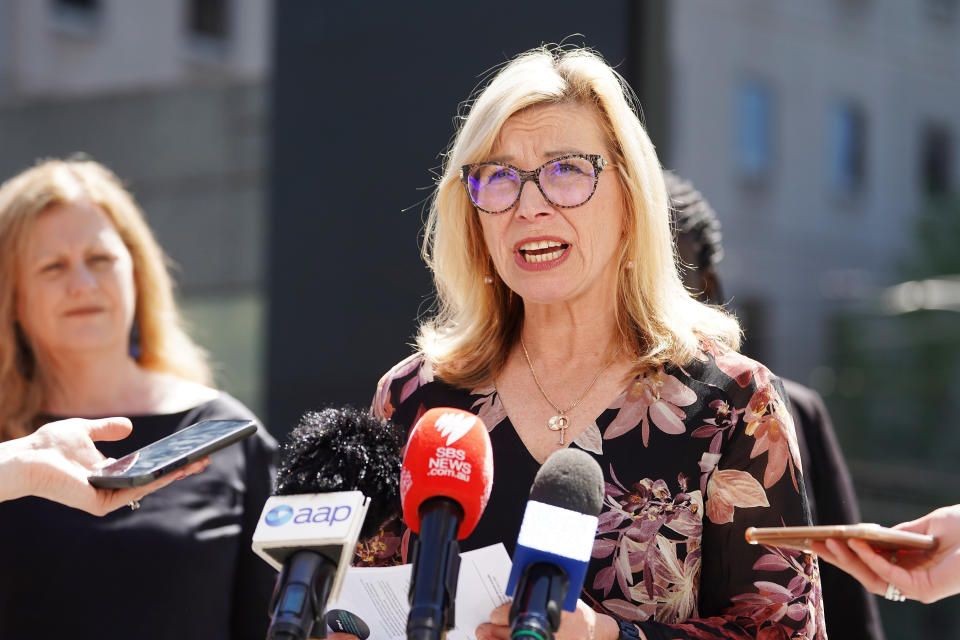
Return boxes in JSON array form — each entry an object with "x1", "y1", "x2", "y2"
[
  {"x1": 745, "y1": 524, "x2": 937, "y2": 554},
  {"x1": 88, "y1": 419, "x2": 257, "y2": 489}
]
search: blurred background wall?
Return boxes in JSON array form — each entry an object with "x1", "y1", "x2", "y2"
[{"x1": 0, "y1": 0, "x2": 957, "y2": 635}]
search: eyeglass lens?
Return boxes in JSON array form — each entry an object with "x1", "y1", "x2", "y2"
[{"x1": 466, "y1": 156, "x2": 598, "y2": 212}]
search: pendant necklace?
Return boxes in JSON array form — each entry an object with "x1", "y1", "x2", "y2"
[{"x1": 520, "y1": 336, "x2": 619, "y2": 445}]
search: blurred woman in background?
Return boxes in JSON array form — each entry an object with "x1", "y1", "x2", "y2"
[{"x1": 0, "y1": 158, "x2": 276, "y2": 640}]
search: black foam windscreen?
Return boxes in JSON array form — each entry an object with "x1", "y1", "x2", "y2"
[
  {"x1": 529, "y1": 448, "x2": 605, "y2": 516},
  {"x1": 276, "y1": 406, "x2": 404, "y2": 539}
]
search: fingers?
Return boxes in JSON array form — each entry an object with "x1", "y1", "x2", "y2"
[
  {"x1": 84, "y1": 417, "x2": 134, "y2": 443},
  {"x1": 489, "y1": 601, "x2": 511, "y2": 626},
  {"x1": 808, "y1": 540, "x2": 836, "y2": 564},
  {"x1": 821, "y1": 538, "x2": 887, "y2": 595},
  {"x1": 475, "y1": 622, "x2": 510, "y2": 640},
  {"x1": 92, "y1": 457, "x2": 211, "y2": 515},
  {"x1": 182, "y1": 457, "x2": 211, "y2": 478},
  {"x1": 476, "y1": 602, "x2": 512, "y2": 640},
  {"x1": 848, "y1": 538, "x2": 911, "y2": 587},
  {"x1": 95, "y1": 486, "x2": 145, "y2": 515},
  {"x1": 134, "y1": 457, "x2": 212, "y2": 496},
  {"x1": 893, "y1": 515, "x2": 931, "y2": 535}
]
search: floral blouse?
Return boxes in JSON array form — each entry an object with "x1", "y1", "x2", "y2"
[{"x1": 368, "y1": 337, "x2": 828, "y2": 640}]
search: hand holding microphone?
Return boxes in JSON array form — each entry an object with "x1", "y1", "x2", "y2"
[{"x1": 401, "y1": 407, "x2": 494, "y2": 640}]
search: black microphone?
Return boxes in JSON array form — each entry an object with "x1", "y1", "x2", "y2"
[
  {"x1": 252, "y1": 407, "x2": 404, "y2": 640},
  {"x1": 505, "y1": 448, "x2": 605, "y2": 640}
]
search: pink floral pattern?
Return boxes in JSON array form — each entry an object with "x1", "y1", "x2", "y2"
[
  {"x1": 468, "y1": 383, "x2": 508, "y2": 432},
  {"x1": 607, "y1": 369, "x2": 697, "y2": 446},
  {"x1": 369, "y1": 345, "x2": 827, "y2": 639}
]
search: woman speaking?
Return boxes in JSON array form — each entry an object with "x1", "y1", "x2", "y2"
[{"x1": 371, "y1": 46, "x2": 827, "y2": 640}]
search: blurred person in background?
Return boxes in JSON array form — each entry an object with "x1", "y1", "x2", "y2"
[
  {"x1": 665, "y1": 170, "x2": 884, "y2": 640},
  {"x1": 812, "y1": 504, "x2": 960, "y2": 604},
  {"x1": 0, "y1": 158, "x2": 277, "y2": 640},
  {"x1": 0, "y1": 416, "x2": 209, "y2": 514}
]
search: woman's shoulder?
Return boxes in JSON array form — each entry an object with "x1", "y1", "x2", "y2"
[
  {"x1": 683, "y1": 334, "x2": 782, "y2": 396},
  {"x1": 145, "y1": 372, "x2": 220, "y2": 413},
  {"x1": 185, "y1": 391, "x2": 277, "y2": 451},
  {"x1": 372, "y1": 352, "x2": 436, "y2": 420},
  {"x1": 372, "y1": 352, "x2": 505, "y2": 433},
  {"x1": 137, "y1": 377, "x2": 277, "y2": 455}
]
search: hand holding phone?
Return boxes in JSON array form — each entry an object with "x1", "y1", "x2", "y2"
[
  {"x1": 88, "y1": 419, "x2": 256, "y2": 489},
  {"x1": 810, "y1": 506, "x2": 960, "y2": 604}
]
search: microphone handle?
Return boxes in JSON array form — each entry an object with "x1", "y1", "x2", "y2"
[
  {"x1": 509, "y1": 562, "x2": 570, "y2": 640},
  {"x1": 268, "y1": 549, "x2": 337, "y2": 640},
  {"x1": 407, "y1": 497, "x2": 464, "y2": 640}
]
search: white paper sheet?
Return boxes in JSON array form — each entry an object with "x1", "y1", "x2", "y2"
[{"x1": 325, "y1": 543, "x2": 512, "y2": 640}]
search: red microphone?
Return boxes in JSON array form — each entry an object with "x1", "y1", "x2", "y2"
[{"x1": 400, "y1": 407, "x2": 493, "y2": 640}]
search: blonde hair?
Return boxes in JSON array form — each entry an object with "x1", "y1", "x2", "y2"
[
  {"x1": 418, "y1": 45, "x2": 741, "y2": 386},
  {"x1": 0, "y1": 158, "x2": 212, "y2": 439}
]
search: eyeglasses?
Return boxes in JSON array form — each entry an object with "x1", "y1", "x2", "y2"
[{"x1": 460, "y1": 153, "x2": 609, "y2": 214}]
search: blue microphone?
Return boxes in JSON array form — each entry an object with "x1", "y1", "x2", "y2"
[{"x1": 505, "y1": 448, "x2": 604, "y2": 640}]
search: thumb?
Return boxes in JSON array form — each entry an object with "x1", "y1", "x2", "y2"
[
  {"x1": 489, "y1": 601, "x2": 512, "y2": 626},
  {"x1": 85, "y1": 417, "x2": 134, "y2": 443}
]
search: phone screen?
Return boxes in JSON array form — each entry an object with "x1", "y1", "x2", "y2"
[{"x1": 89, "y1": 419, "x2": 256, "y2": 488}]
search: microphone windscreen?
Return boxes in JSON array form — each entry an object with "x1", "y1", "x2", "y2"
[
  {"x1": 529, "y1": 448, "x2": 604, "y2": 516},
  {"x1": 276, "y1": 406, "x2": 404, "y2": 539},
  {"x1": 400, "y1": 407, "x2": 493, "y2": 539}
]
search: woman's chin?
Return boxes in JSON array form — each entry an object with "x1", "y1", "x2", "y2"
[{"x1": 41, "y1": 333, "x2": 129, "y2": 358}]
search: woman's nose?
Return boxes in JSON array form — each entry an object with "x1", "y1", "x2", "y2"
[
  {"x1": 513, "y1": 178, "x2": 554, "y2": 221},
  {"x1": 66, "y1": 264, "x2": 96, "y2": 294}
]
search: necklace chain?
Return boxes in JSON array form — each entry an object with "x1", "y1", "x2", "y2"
[{"x1": 520, "y1": 336, "x2": 619, "y2": 445}]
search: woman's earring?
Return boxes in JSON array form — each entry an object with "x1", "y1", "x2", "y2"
[
  {"x1": 483, "y1": 275, "x2": 494, "y2": 285},
  {"x1": 624, "y1": 260, "x2": 634, "y2": 270}
]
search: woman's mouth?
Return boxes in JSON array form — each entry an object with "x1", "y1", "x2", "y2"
[
  {"x1": 64, "y1": 306, "x2": 105, "y2": 316},
  {"x1": 517, "y1": 240, "x2": 569, "y2": 263}
]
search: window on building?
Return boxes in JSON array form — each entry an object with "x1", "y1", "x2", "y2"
[
  {"x1": 188, "y1": 0, "x2": 229, "y2": 39},
  {"x1": 925, "y1": 0, "x2": 958, "y2": 21},
  {"x1": 50, "y1": 0, "x2": 100, "y2": 34},
  {"x1": 186, "y1": 0, "x2": 230, "y2": 62},
  {"x1": 54, "y1": 0, "x2": 98, "y2": 11},
  {"x1": 735, "y1": 79, "x2": 775, "y2": 182},
  {"x1": 920, "y1": 123, "x2": 953, "y2": 195},
  {"x1": 827, "y1": 101, "x2": 867, "y2": 195}
]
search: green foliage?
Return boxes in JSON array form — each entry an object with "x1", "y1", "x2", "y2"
[
  {"x1": 827, "y1": 193, "x2": 960, "y2": 639},
  {"x1": 899, "y1": 194, "x2": 960, "y2": 279},
  {"x1": 828, "y1": 194, "x2": 960, "y2": 470}
]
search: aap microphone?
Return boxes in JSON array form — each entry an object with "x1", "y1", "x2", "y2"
[
  {"x1": 252, "y1": 407, "x2": 404, "y2": 640},
  {"x1": 506, "y1": 447, "x2": 604, "y2": 640},
  {"x1": 401, "y1": 407, "x2": 494, "y2": 640}
]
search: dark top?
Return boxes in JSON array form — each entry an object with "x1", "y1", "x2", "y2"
[
  {"x1": 369, "y1": 339, "x2": 828, "y2": 640},
  {"x1": 784, "y1": 378, "x2": 884, "y2": 640},
  {"x1": 0, "y1": 393, "x2": 278, "y2": 640}
]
